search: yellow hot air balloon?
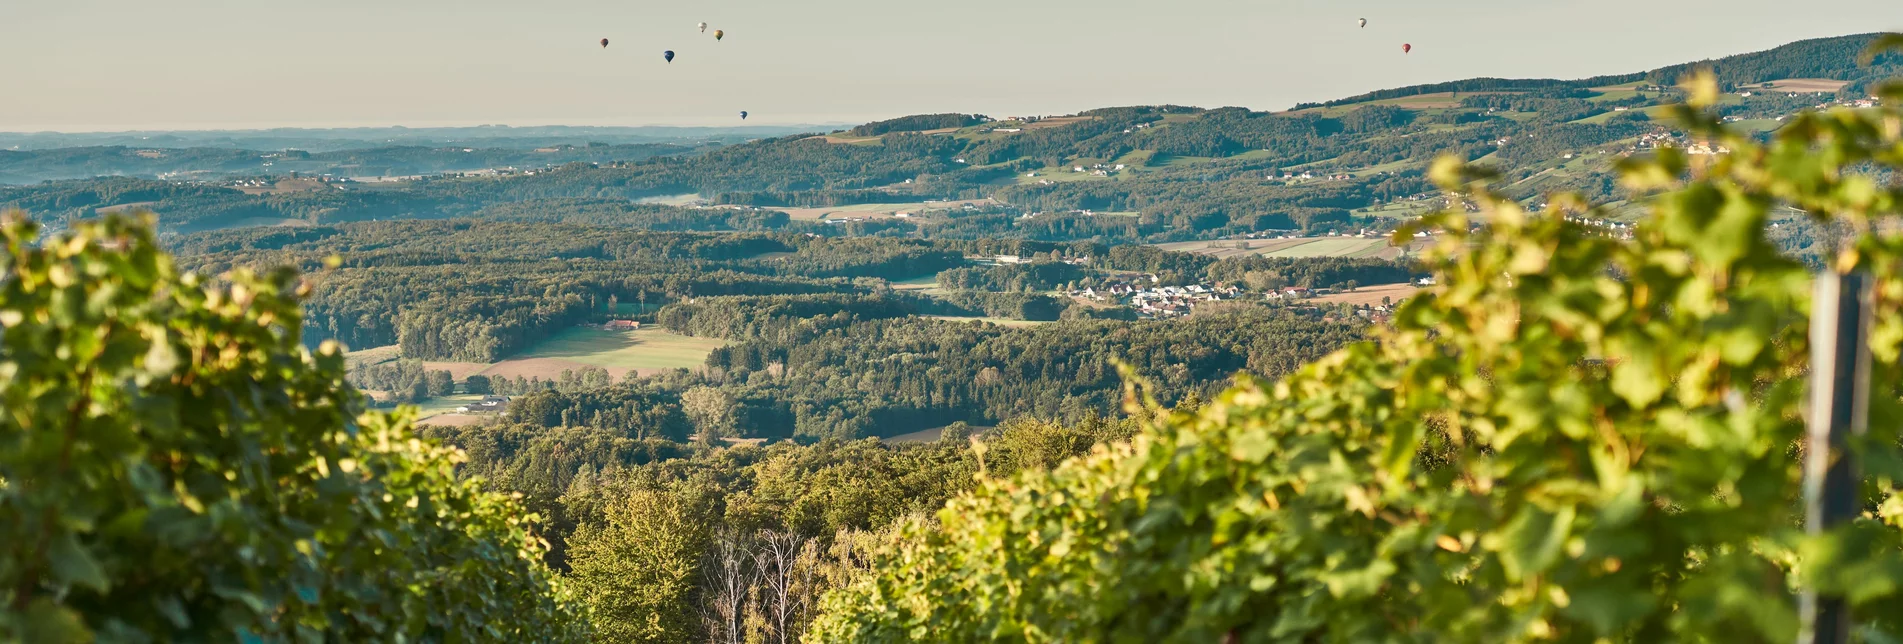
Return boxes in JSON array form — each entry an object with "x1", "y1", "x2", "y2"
[{"x1": 713, "y1": 29, "x2": 724, "y2": 41}]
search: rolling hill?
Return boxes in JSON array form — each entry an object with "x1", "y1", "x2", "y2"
[{"x1": 2, "y1": 33, "x2": 1895, "y2": 244}]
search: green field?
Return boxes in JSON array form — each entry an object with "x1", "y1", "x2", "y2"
[
  {"x1": 634, "y1": 193, "x2": 701, "y2": 206},
  {"x1": 888, "y1": 275, "x2": 944, "y2": 293},
  {"x1": 1155, "y1": 236, "x2": 1396, "y2": 259},
  {"x1": 1573, "y1": 106, "x2": 1671, "y2": 124},
  {"x1": 516, "y1": 326, "x2": 726, "y2": 371},
  {"x1": 410, "y1": 393, "x2": 488, "y2": 420},
  {"x1": 1357, "y1": 200, "x2": 1438, "y2": 221},
  {"x1": 1015, "y1": 169, "x2": 1109, "y2": 184},
  {"x1": 1261, "y1": 237, "x2": 1390, "y2": 258},
  {"x1": 1149, "y1": 150, "x2": 1274, "y2": 167}
]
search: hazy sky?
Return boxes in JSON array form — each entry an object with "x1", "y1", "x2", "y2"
[{"x1": 1, "y1": 0, "x2": 1895, "y2": 131}]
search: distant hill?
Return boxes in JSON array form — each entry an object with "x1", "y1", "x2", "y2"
[
  {"x1": 0, "y1": 142, "x2": 704, "y2": 185},
  {"x1": 1299, "y1": 33, "x2": 1901, "y2": 109},
  {"x1": 3, "y1": 33, "x2": 1895, "y2": 244},
  {"x1": 0, "y1": 124, "x2": 842, "y2": 153}
]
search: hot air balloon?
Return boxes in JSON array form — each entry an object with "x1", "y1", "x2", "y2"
[
  {"x1": 600, "y1": 38, "x2": 610, "y2": 48},
  {"x1": 713, "y1": 29, "x2": 724, "y2": 41},
  {"x1": 699, "y1": 22, "x2": 708, "y2": 33},
  {"x1": 740, "y1": 111, "x2": 749, "y2": 120},
  {"x1": 1402, "y1": 43, "x2": 1412, "y2": 54},
  {"x1": 664, "y1": 50, "x2": 675, "y2": 63},
  {"x1": 1358, "y1": 18, "x2": 1367, "y2": 28}
]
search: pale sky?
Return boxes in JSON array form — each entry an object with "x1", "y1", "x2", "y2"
[{"x1": 1, "y1": 0, "x2": 1894, "y2": 132}]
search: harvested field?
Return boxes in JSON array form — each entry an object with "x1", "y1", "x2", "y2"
[
  {"x1": 472, "y1": 326, "x2": 724, "y2": 381},
  {"x1": 1743, "y1": 78, "x2": 1849, "y2": 93},
  {"x1": 350, "y1": 327, "x2": 723, "y2": 385},
  {"x1": 1311, "y1": 282, "x2": 1421, "y2": 306}
]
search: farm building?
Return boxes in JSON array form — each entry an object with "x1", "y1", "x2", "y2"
[{"x1": 455, "y1": 396, "x2": 513, "y2": 414}]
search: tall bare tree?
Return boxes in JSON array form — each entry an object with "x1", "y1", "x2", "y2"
[
  {"x1": 701, "y1": 530, "x2": 757, "y2": 644},
  {"x1": 752, "y1": 530, "x2": 814, "y2": 644}
]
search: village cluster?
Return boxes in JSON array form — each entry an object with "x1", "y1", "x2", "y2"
[{"x1": 1066, "y1": 278, "x2": 1395, "y2": 320}]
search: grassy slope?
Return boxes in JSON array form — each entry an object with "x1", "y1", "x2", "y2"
[{"x1": 512, "y1": 326, "x2": 725, "y2": 371}]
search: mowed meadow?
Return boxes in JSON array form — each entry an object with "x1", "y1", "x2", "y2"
[{"x1": 346, "y1": 325, "x2": 726, "y2": 422}]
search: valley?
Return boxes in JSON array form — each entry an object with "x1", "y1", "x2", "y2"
[{"x1": 8, "y1": 23, "x2": 1903, "y2": 644}]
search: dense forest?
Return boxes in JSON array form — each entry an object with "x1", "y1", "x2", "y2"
[
  {"x1": 162, "y1": 218, "x2": 1388, "y2": 440},
  {"x1": 167, "y1": 219, "x2": 1405, "y2": 363}
]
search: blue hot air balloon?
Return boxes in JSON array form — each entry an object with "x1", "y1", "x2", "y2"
[
  {"x1": 740, "y1": 111, "x2": 749, "y2": 120},
  {"x1": 663, "y1": 50, "x2": 675, "y2": 63}
]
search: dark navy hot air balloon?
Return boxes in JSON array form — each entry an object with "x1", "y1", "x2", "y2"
[
  {"x1": 740, "y1": 111, "x2": 749, "y2": 120},
  {"x1": 663, "y1": 50, "x2": 675, "y2": 63}
]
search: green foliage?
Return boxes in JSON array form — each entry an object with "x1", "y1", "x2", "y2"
[
  {"x1": 936, "y1": 261, "x2": 1085, "y2": 292},
  {"x1": 347, "y1": 356, "x2": 455, "y2": 403},
  {"x1": 0, "y1": 213, "x2": 584, "y2": 640},
  {"x1": 661, "y1": 308, "x2": 1362, "y2": 440},
  {"x1": 538, "y1": 414, "x2": 1140, "y2": 642},
  {"x1": 567, "y1": 479, "x2": 713, "y2": 643},
  {"x1": 811, "y1": 77, "x2": 1903, "y2": 641}
]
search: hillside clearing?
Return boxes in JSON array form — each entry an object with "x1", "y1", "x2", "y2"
[
  {"x1": 1743, "y1": 78, "x2": 1849, "y2": 93},
  {"x1": 351, "y1": 326, "x2": 725, "y2": 385},
  {"x1": 776, "y1": 198, "x2": 995, "y2": 221},
  {"x1": 345, "y1": 344, "x2": 403, "y2": 370},
  {"x1": 476, "y1": 326, "x2": 725, "y2": 380},
  {"x1": 1152, "y1": 236, "x2": 1399, "y2": 259},
  {"x1": 1310, "y1": 282, "x2": 1422, "y2": 306}
]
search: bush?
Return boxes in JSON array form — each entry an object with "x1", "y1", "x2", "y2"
[
  {"x1": 0, "y1": 213, "x2": 586, "y2": 641},
  {"x1": 811, "y1": 75, "x2": 1903, "y2": 641}
]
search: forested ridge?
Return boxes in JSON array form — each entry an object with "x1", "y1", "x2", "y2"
[
  {"x1": 8, "y1": 34, "x2": 1893, "y2": 243},
  {"x1": 1306, "y1": 32, "x2": 1902, "y2": 107}
]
